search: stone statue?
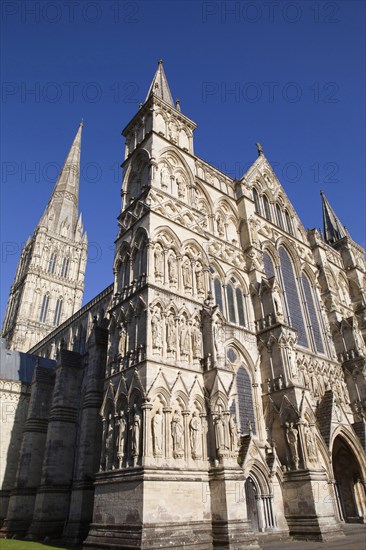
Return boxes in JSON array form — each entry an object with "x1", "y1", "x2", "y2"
[
  {"x1": 285, "y1": 422, "x2": 299, "y2": 470},
  {"x1": 118, "y1": 324, "x2": 127, "y2": 357},
  {"x1": 151, "y1": 308, "x2": 163, "y2": 350},
  {"x1": 131, "y1": 407, "x2": 141, "y2": 459},
  {"x1": 154, "y1": 247, "x2": 164, "y2": 277},
  {"x1": 152, "y1": 409, "x2": 163, "y2": 457},
  {"x1": 180, "y1": 321, "x2": 190, "y2": 357},
  {"x1": 191, "y1": 321, "x2": 202, "y2": 358},
  {"x1": 168, "y1": 254, "x2": 178, "y2": 284},
  {"x1": 160, "y1": 166, "x2": 169, "y2": 189},
  {"x1": 116, "y1": 411, "x2": 127, "y2": 468},
  {"x1": 177, "y1": 178, "x2": 186, "y2": 199},
  {"x1": 214, "y1": 413, "x2": 228, "y2": 453},
  {"x1": 182, "y1": 260, "x2": 192, "y2": 289},
  {"x1": 228, "y1": 415, "x2": 239, "y2": 452},
  {"x1": 304, "y1": 422, "x2": 317, "y2": 462},
  {"x1": 171, "y1": 409, "x2": 184, "y2": 457},
  {"x1": 195, "y1": 265, "x2": 204, "y2": 293},
  {"x1": 216, "y1": 216, "x2": 224, "y2": 237},
  {"x1": 213, "y1": 321, "x2": 225, "y2": 355},
  {"x1": 166, "y1": 314, "x2": 176, "y2": 352},
  {"x1": 105, "y1": 413, "x2": 115, "y2": 470},
  {"x1": 189, "y1": 411, "x2": 201, "y2": 457}
]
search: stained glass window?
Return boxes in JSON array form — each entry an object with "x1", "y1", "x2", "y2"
[
  {"x1": 302, "y1": 274, "x2": 324, "y2": 353},
  {"x1": 279, "y1": 247, "x2": 308, "y2": 347}
]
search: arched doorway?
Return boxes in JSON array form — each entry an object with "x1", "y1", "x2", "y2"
[
  {"x1": 244, "y1": 473, "x2": 276, "y2": 532},
  {"x1": 245, "y1": 476, "x2": 259, "y2": 530},
  {"x1": 332, "y1": 435, "x2": 366, "y2": 523}
]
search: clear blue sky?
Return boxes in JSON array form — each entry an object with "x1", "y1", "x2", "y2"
[{"x1": 1, "y1": 0, "x2": 365, "y2": 322}]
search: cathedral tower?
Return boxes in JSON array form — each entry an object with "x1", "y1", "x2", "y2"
[{"x1": 1, "y1": 123, "x2": 88, "y2": 352}]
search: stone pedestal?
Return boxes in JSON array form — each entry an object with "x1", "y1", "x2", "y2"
[
  {"x1": 84, "y1": 468, "x2": 214, "y2": 549},
  {"x1": 209, "y1": 466, "x2": 260, "y2": 549},
  {"x1": 283, "y1": 469, "x2": 345, "y2": 540}
]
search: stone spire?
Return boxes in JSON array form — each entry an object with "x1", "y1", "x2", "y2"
[
  {"x1": 40, "y1": 121, "x2": 83, "y2": 235},
  {"x1": 320, "y1": 191, "x2": 349, "y2": 244},
  {"x1": 145, "y1": 59, "x2": 174, "y2": 106},
  {"x1": 1, "y1": 122, "x2": 87, "y2": 352}
]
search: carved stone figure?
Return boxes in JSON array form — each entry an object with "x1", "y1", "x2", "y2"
[
  {"x1": 285, "y1": 422, "x2": 299, "y2": 469},
  {"x1": 216, "y1": 216, "x2": 225, "y2": 237},
  {"x1": 166, "y1": 314, "x2": 176, "y2": 352},
  {"x1": 182, "y1": 259, "x2": 192, "y2": 289},
  {"x1": 160, "y1": 166, "x2": 169, "y2": 189},
  {"x1": 214, "y1": 413, "x2": 228, "y2": 453},
  {"x1": 152, "y1": 409, "x2": 163, "y2": 457},
  {"x1": 189, "y1": 411, "x2": 201, "y2": 457},
  {"x1": 180, "y1": 321, "x2": 190, "y2": 356},
  {"x1": 151, "y1": 308, "x2": 163, "y2": 350},
  {"x1": 177, "y1": 177, "x2": 186, "y2": 199},
  {"x1": 304, "y1": 422, "x2": 317, "y2": 462},
  {"x1": 213, "y1": 320, "x2": 225, "y2": 356},
  {"x1": 118, "y1": 324, "x2": 127, "y2": 357},
  {"x1": 171, "y1": 409, "x2": 184, "y2": 457},
  {"x1": 168, "y1": 254, "x2": 178, "y2": 284},
  {"x1": 191, "y1": 321, "x2": 202, "y2": 358},
  {"x1": 154, "y1": 246, "x2": 164, "y2": 277},
  {"x1": 131, "y1": 407, "x2": 141, "y2": 458},
  {"x1": 105, "y1": 413, "x2": 115, "y2": 470},
  {"x1": 195, "y1": 265, "x2": 204, "y2": 293},
  {"x1": 116, "y1": 411, "x2": 127, "y2": 468},
  {"x1": 228, "y1": 415, "x2": 239, "y2": 452}
]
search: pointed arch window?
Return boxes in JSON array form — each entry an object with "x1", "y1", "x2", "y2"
[
  {"x1": 48, "y1": 253, "x2": 57, "y2": 274},
  {"x1": 253, "y1": 188, "x2": 261, "y2": 215},
  {"x1": 284, "y1": 210, "x2": 293, "y2": 235},
  {"x1": 279, "y1": 247, "x2": 308, "y2": 347},
  {"x1": 211, "y1": 268, "x2": 224, "y2": 312},
  {"x1": 60, "y1": 257, "x2": 69, "y2": 278},
  {"x1": 275, "y1": 204, "x2": 284, "y2": 229},
  {"x1": 236, "y1": 366, "x2": 256, "y2": 434},
  {"x1": 263, "y1": 251, "x2": 275, "y2": 279},
  {"x1": 301, "y1": 274, "x2": 324, "y2": 353},
  {"x1": 262, "y1": 195, "x2": 271, "y2": 221},
  {"x1": 39, "y1": 294, "x2": 50, "y2": 323},
  {"x1": 226, "y1": 276, "x2": 246, "y2": 327},
  {"x1": 54, "y1": 298, "x2": 63, "y2": 326}
]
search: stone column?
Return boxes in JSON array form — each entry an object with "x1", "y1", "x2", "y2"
[
  {"x1": 141, "y1": 402, "x2": 153, "y2": 464},
  {"x1": 2, "y1": 366, "x2": 55, "y2": 537},
  {"x1": 27, "y1": 349, "x2": 84, "y2": 539},
  {"x1": 163, "y1": 407, "x2": 172, "y2": 459}
]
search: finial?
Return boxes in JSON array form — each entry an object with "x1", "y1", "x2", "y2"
[
  {"x1": 175, "y1": 98, "x2": 181, "y2": 111},
  {"x1": 158, "y1": 59, "x2": 163, "y2": 65},
  {"x1": 320, "y1": 189, "x2": 324, "y2": 196},
  {"x1": 256, "y1": 142, "x2": 263, "y2": 156}
]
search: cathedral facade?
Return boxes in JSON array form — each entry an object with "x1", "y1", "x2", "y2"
[{"x1": 1, "y1": 62, "x2": 366, "y2": 549}]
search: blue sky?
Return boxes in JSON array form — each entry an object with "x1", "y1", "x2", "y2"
[{"x1": 1, "y1": 0, "x2": 365, "y2": 321}]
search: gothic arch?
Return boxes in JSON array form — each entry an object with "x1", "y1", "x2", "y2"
[
  {"x1": 330, "y1": 426, "x2": 366, "y2": 477},
  {"x1": 261, "y1": 242, "x2": 279, "y2": 267},
  {"x1": 149, "y1": 387, "x2": 170, "y2": 408},
  {"x1": 276, "y1": 239, "x2": 302, "y2": 277},
  {"x1": 151, "y1": 225, "x2": 182, "y2": 249},
  {"x1": 330, "y1": 430, "x2": 366, "y2": 522},
  {"x1": 158, "y1": 147, "x2": 195, "y2": 181},
  {"x1": 181, "y1": 238, "x2": 210, "y2": 266}
]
